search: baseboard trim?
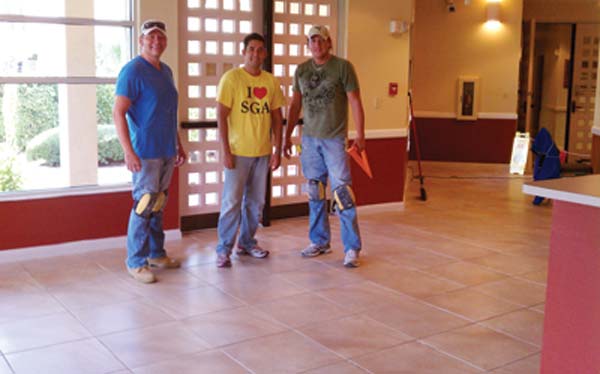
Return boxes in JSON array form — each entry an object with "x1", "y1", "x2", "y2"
[
  {"x1": 0, "y1": 229, "x2": 182, "y2": 263},
  {"x1": 348, "y1": 129, "x2": 408, "y2": 139},
  {"x1": 181, "y1": 213, "x2": 220, "y2": 232},
  {"x1": 413, "y1": 111, "x2": 518, "y2": 120}
]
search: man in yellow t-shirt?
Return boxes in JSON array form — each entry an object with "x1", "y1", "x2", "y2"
[{"x1": 215, "y1": 33, "x2": 286, "y2": 268}]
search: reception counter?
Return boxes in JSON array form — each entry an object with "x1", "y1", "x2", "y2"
[{"x1": 523, "y1": 175, "x2": 600, "y2": 374}]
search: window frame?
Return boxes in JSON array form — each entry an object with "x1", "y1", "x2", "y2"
[{"x1": 0, "y1": 6, "x2": 136, "y2": 201}]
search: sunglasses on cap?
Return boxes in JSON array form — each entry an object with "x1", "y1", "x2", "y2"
[{"x1": 141, "y1": 20, "x2": 166, "y2": 34}]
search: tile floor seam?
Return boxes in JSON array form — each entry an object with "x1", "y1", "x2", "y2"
[
  {"x1": 357, "y1": 313, "x2": 422, "y2": 341},
  {"x1": 345, "y1": 359, "x2": 376, "y2": 374},
  {"x1": 417, "y1": 339, "x2": 487, "y2": 372},
  {"x1": 180, "y1": 310, "x2": 292, "y2": 351},
  {"x1": 473, "y1": 321, "x2": 543, "y2": 349},
  {"x1": 91, "y1": 335, "x2": 130, "y2": 372},
  {"x1": 296, "y1": 358, "x2": 375, "y2": 374},
  {"x1": 211, "y1": 272, "x2": 313, "y2": 303},
  {"x1": 0, "y1": 309, "x2": 70, "y2": 327},
  {"x1": 528, "y1": 303, "x2": 545, "y2": 313},
  {"x1": 513, "y1": 274, "x2": 547, "y2": 287},
  {"x1": 249, "y1": 294, "x2": 360, "y2": 330},
  {"x1": 467, "y1": 278, "x2": 547, "y2": 308},
  {"x1": 0, "y1": 352, "x2": 15, "y2": 374},
  {"x1": 397, "y1": 227, "x2": 506, "y2": 257},
  {"x1": 484, "y1": 351, "x2": 541, "y2": 372},
  {"x1": 361, "y1": 307, "x2": 477, "y2": 342},
  {"x1": 124, "y1": 348, "x2": 254, "y2": 373},
  {"x1": 289, "y1": 326, "x2": 370, "y2": 366},
  {"x1": 423, "y1": 286, "x2": 526, "y2": 318},
  {"x1": 219, "y1": 329, "x2": 342, "y2": 373},
  {"x1": 146, "y1": 285, "x2": 249, "y2": 320},
  {"x1": 113, "y1": 334, "x2": 212, "y2": 371},
  {"x1": 82, "y1": 317, "x2": 183, "y2": 340},
  {"x1": 2, "y1": 336, "x2": 94, "y2": 356},
  {"x1": 219, "y1": 348, "x2": 258, "y2": 374},
  {"x1": 462, "y1": 258, "x2": 537, "y2": 278}
]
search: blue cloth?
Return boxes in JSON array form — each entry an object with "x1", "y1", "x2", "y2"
[
  {"x1": 216, "y1": 155, "x2": 270, "y2": 255},
  {"x1": 531, "y1": 127, "x2": 561, "y2": 205},
  {"x1": 126, "y1": 158, "x2": 175, "y2": 268},
  {"x1": 115, "y1": 56, "x2": 178, "y2": 159},
  {"x1": 300, "y1": 135, "x2": 361, "y2": 253}
]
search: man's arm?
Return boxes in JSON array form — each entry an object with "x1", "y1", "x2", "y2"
[
  {"x1": 270, "y1": 108, "x2": 283, "y2": 170},
  {"x1": 217, "y1": 102, "x2": 234, "y2": 169},
  {"x1": 175, "y1": 132, "x2": 187, "y2": 167},
  {"x1": 347, "y1": 89, "x2": 366, "y2": 151},
  {"x1": 113, "y1": 95, "x2": 141, "y2": 172},
  {"x1": 283, "y1": 91, "x2": 303, "y2": 159}
]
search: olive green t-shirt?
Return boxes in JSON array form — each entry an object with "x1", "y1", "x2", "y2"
[{"x1": 293, "y1": 55, "x2": 359, "y2": 139}]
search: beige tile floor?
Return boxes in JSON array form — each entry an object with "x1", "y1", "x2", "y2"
[{"x1": 0, "y1": 162, "x2": 551, "y2": 373}]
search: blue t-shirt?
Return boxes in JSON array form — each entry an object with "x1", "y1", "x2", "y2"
[{"x1": 115, "y1": 56, "x2": 178, "y2": 158}]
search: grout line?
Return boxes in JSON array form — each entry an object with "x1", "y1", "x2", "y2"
[
  {"x1": 485, "y1": 351, "x2": 541, "y2": 372},
  {"x1": 417, "y1": 339, "x2": 487, "y2": 372},
  {"x1": 0, "y1": 352, "x2": 16, "y2": 374}
]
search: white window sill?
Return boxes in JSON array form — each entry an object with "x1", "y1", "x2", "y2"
[{"x1": 0, "y1": 184, "x2": 132, "y2": 202}]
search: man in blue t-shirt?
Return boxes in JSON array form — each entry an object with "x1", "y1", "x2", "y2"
[{"x1": 113, "y1": 19, "x2": 186, "y2": 284}]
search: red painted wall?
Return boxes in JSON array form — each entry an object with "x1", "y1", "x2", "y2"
[
  {"x1": 351, "y1": 137, "x2": 407, "y2": 205},
  {"x1": 2, "y1": 137, "x2": 407, "y2": 251},
  {"x1": 0, "y1": 169, "x2": 180, "y2": 250},
  {"x1": 409, "y1": 118, "x2": 517, "y2": 163}
]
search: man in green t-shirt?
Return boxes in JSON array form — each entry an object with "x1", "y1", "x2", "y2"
[
  {"x1": 283, "y1": 25, "x2": 366, "y2": 268},
  {"x1": 215, "y1": 33, "x2": 286, "y2": 268}
]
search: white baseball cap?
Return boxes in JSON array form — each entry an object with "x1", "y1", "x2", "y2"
[
  {"x1": 307, "y1": 25, "x2": 330, "y2": 40},
  {"x1": 141, "y1": 19, "x2": 167, "y2": 36}
]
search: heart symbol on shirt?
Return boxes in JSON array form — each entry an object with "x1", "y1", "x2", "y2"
[{"x1": 253, "y1": 87, "x2": 267, "y2": 99}]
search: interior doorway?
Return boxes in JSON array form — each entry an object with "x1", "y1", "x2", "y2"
[
  {"x1": 532, "y1": 23, "x2": 572, "y2": 151},
  {"x1": 519, "y1": 22, "x2": 599, "y2": 165}
]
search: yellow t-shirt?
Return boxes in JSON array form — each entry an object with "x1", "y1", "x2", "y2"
[{"x1": 217, "y1": 68, "x2": 286, "y2": 157}]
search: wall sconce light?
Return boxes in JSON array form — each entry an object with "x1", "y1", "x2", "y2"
[
  {"x1": 390, "y1": 19, "x2": 409, "y2": 35},
  {"x1": 485, "y1": 0, "x2": 501, "y2": 30}
]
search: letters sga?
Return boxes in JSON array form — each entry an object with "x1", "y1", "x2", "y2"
[{"x1": 241, "y1": 86, "x2": 270, "y2": 114}]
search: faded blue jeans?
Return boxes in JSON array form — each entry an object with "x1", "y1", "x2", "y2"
[
  {"x1": 216, "y1": 155, "x2": 270, "y2": 255},
  {"x1": 126, "y1": 157, "x2": 175, "y2": 269},
  {"x1": 300, "y1": 135, "x2": 361, "y2": 253}
]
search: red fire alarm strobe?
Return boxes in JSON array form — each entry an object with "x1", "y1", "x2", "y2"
[{"x1": 388, "y1": 82, "x2": 398, "y2": 96}]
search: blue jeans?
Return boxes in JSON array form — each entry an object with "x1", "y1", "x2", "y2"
[
  {"x1": 216, "y1": 155, "x2": 270, "y2": 255},
  {"x1": 300, "y1": 135, "x2": 361, "y2": 253},
  {"x1": 126, "y1": 157, "x2": 175, "y2": 268}
]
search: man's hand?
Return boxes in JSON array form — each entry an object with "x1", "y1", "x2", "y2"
[
  {"x1": 270, "y1": 152, "x2": 281, "y2": 171},
  {"x1": 175, "y1": 147, "x2": 187, "y2": 167},
  {"x1": 351, "y1": 135, "x2": 366, "y2": 152},
  {"x1": 124, "y1": 150, "x2": 141, "y2": 172},
  {"x1": 223, "y1": 151, "x2": 235, "y2": 169},
  {"x1": 283, "y1": 137, "x2": 294, "y2": 159}
]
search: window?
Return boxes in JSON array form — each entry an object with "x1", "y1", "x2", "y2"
[{"x1": 0, "y1": 0, "x2": 133, "y2": 194}]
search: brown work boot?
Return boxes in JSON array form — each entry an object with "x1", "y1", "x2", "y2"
[
  {"x1": 127, "y1": 266, "x2": 156, "y2": 284},
  {"x1": 147, "y1": 255, "x2": 181, "y2": 269}
]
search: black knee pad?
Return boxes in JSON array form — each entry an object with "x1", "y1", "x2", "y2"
[
  {"x1": 307, "y1": 179, "x2": 326, "y2": 201},
  {"x1": 134, "y1": 191, "x2": 167, "y2": 218},
  {"x1": 333, "y1": 185, "x2": 355, "y2": 211}
]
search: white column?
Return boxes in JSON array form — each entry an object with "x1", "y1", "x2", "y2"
[{"x1": 59, "y1": 0, "x2": 97, "y2": 186}]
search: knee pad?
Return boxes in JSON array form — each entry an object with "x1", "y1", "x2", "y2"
[
  {"x1": 134, "y1": 192, "x2": 166, "y2": 218},
  {"x1": 307, "y1": 179, "x2": 326, "y2": 201},
  {"x1": 152, "y1": 191, "x2": 167, "y2": 213},
  {"x1": 333, "y1": 185, "x2": 355, "y2": 211}
]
